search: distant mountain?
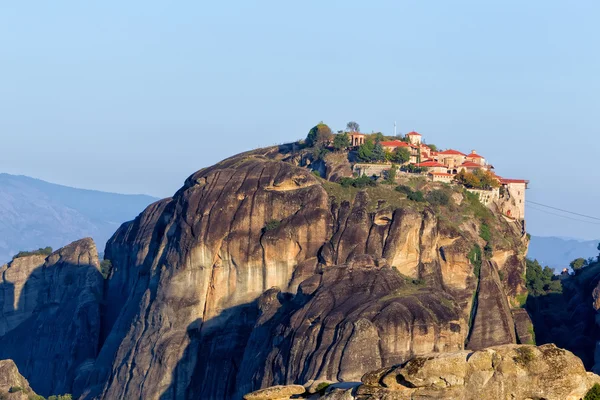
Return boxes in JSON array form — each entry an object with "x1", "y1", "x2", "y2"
[
  {"x1": 0, "y1": 173, "x2": 158, "y2": 264},
  {"x1": 528, "y1": 235, "x2": 599, "y2": 271}
]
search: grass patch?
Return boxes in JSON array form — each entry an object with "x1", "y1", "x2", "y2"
[
  {"x1": 513, "y1": 346, "x2": 535, "y2": 366},
  {"x1": 12, "y1": 246, "x2": 52, "y2": 260}
]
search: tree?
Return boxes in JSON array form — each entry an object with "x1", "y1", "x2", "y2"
[
  {"x1": 384, "y1": 165, "x2": 397, "y2": 184},
  {"x1": 357, "y1": 138, "x2": 375, "y2": 162},
  {"x1": 570, "y1": 257, "x2": 586, "y2": 272},
  {"x1": 455, "y1": 169, "x2": 499, "y2": 190},
  {"x1": 427, "y1": 144, "x2": 438, "y2": 152},
  {"x1": 390, "y1": 147, "x2": 410, "y2": 164},
  {"x1": 372, "y1": 140, "x2": 385, "y2": 162},
  {"x1": 346, "y1": 121, "x2": 360, "y2": 132},
  {"x1": 306, "y1": 122, "x2": 333, "y2": 147},
  {"x1": 585, "y1": 383, "x2": 600, "y2": 400},
  {"x1": 332, "y1": 132, "x2": 350, "y2": 151}
]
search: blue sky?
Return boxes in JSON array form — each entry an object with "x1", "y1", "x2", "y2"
[{"x1": 1, "y1": 1, "x2": 599, "y2": 239}]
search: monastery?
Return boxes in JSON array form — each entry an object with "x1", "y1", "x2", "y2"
[{"x1": 348, "y1": 130, "x2": 528, "y2": 224}]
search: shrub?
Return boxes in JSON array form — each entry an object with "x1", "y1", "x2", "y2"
[
  {"x1": 384, "y1": 165, "x2": 397, "y2": 185},
  {"x1": 339, "y1": 175, "x2": 377, "y2": 189},
  {"x1": 400, "y1": 164, "x2": 426, "y2": 173},
  {"x1": 513, "y1": 346, "x2": 535, "y2": 365},
  {"x1": 395, "y1": 185, "x2": 412, "y2": 195},
  {"x1": 389, "y1": 147, "x2": 410, "y2": 163},
  {"x1": 585, "y1": 383, "x2": 600, "y2": 400},
  {"x1": 479, "y1": 224, "x2": 491, "y2": 242},
  {"x1": 306, "y1": 122, "x2": 332, "y2": 147},
  {"x1": 426, "y1": 190, "x2": 450, "y2": 206},
  {"x1": 394, "y1": 185, "x2": 424, "y2": 202},
  {"x1": 315, "y1": 382, "x2": 331, "y2": 394},
  {"x1": 407, "y1": 190, "x2": 425, "y2": 202},
  {"x1": 263, "y1": 220, "x2": 281, "y2": 232},
  {"x1": 333, "y1": 132, "x2": 350, "y2": 150},
  {"x1": 100, "y1": 260, "x2": 113, "y2": 279},
  {"x1": 12, "y1": 247, "x2": 53, "y2": 260},
  {"x1": 468, "y1": 245, "x2": 482, "y2": 278},
  {"x1": 311, "y1": 170, "x2": 321, "y2": 178},
  {"x1": 9, "y1": 386, "x2": 23, "y2": 393}
]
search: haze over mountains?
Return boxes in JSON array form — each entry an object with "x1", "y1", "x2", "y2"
[
  {"x1": 1, "y1": 172, "x2": 595, "y2": 270},
  {"x1": 0, "y1": 173, "x2": 158, "y2": 264}
]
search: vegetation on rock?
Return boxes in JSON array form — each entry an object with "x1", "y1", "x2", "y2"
[{"x1": 12, "y1": 247, "x2": 52, "y2": 260}]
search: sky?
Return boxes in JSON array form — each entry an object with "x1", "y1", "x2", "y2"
[{"x1": 1, "y1": 1, "x2": 599, "y2": 239}]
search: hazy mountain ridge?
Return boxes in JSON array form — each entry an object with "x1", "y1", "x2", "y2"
[
  {"x1": 528, "y1": 235, "x2": 600, "y2": 270},
  {"x1": 0, "y1": 173, "x2": 158, "y2": 264}
]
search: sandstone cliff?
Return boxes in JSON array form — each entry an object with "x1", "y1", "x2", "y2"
[
  {"x1": 0, "y1": 238, "x2": 103, "y2": 397},
  {"x1": 0, "y1": 359, "x2": 40, "y2": 400},
  {"x1": 70, "y1": 146, "x2": 530, "y2": 399},
  {"x1": 245, "y1": 344, "x2": 600, "y2": 400}
]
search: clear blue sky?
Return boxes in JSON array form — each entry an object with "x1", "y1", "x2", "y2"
[{"x1": 1, "y1": 1, "x2": 599, "y2": 239}]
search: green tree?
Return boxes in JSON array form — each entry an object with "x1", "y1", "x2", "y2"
[
  {"x1": 306, "y1": 122, "x2": 333, "y2": 147},
  {"x1": 427, "y1": 144, "x2": 438, "y2": 151},
  {"x1": 384, "y1": 165, "x2": 397, "y2": 185},
  {"x1": 390, "y1": 147, "x2": 410, "y2": 164},
  {"x1": 585, "y1": 383, "x2": 600, "y2": 400},
  {"x1": 333, "y1": 132, "x2": 350, "y2": 151},
  {"x1": 426, "y1": 190, "x2": 450, "y2": 206},
  {"x1": 346, "y1": 121, "x2": 360, "y2": 132},
  {"x1": 357, "y1": 139, "x2": 375, "y2": 162},
  {"x1": 372, "y1": 140, "x2": 385, "y2": 162},
  {"x1": 570, "y1": 257, "x2": 586, "y2": 272}
]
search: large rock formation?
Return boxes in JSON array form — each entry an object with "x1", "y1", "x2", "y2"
[
  {"x1": 69, "y1": 146, "x2": 530, "y2": 400},
  {"x1": 0, "y1": 238, "x2": 103, "y2": 397},
  {"x1": 0, "y1": 359, "x2": 39, "y2": 400},
  {"x1": 246, "y1": 344, "x2": 600, "y2": 400}
]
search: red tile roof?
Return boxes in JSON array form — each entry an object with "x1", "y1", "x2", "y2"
[
  {"x1": 438, "y1": 149, "x2": 466, "y2": 156},
  {"x1": 416, "y1": 161, "x2": 446, "y2": 168},
  {"x1": 380, "y1": 140, "x2": 410, "y2": 147},
  {"x1": 406, "y1": 131, "x2": 421, "y2": 136},
  {"x1": 501, "y1": 178, "x2": 529, "y2": 184},
  {"x1": 460, "y1": 162, "x2": 482, "y2": 168},
  {"x1": 467, "y1": 152, "x2": 484, "y2": 159}
]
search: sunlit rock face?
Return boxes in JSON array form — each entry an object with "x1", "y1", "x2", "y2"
[
  {"x1": 0, "y1": 238, "x2": 103, "y2": 397},
  {"x1": 72, "y1": 146, "x2": 528, "y2": 400}
]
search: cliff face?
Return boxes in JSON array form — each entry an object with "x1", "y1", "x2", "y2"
[
  {"x1": 246, "y1": 344, "x2": 600, "y2": 400},
  {"x1": 73, "y1": 147, "x2": 529, "y2": 400},
  {"x1": 0, "y1": 238, "x2": 103, "y2": 397}
]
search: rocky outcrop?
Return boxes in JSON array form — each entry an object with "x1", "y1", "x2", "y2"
[
  {"x1": 249, "y1": 344, "x2": 600, "y2": 400},
  {"x1": 0, "y1": 238, "x2": 103, "y2": 397},
  {"x1": 0, "y1": 359, "x2": 39, "y2": 400},
  {"x1": 67, "y1": 148, "x2": 531, "y2": 400},
  {"x1": 234, "y1": 257, "x2": 464, "y2": 398}
]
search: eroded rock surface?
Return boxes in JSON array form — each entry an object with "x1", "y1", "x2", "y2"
[
  {"x1": 65, "y1": 147, "x2": 530, "y2": 399},
  {"x1": 0, "y1": 359, "x2": 39, "y2": 400},
  {"x1": 257, "y1": 344, "x2": 600, "y2": 400},
  {"x1": 0, "y1": 238, "x2": 103, "y2": 397}
]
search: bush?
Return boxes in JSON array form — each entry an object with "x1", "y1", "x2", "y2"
[
  {"x1": 306, "y1": 122, "x2": 332, "y2": 147},
  {"x1": 263, "y1": 220, "x2": 281, "y2": 232},
  {"x1": 513, "y1": 346, "x2": 535, "y2": 365},
  {"x1": 9, "y1": 386, "x2": 23, "y2": 393},
  {"x1": 333, "y1": 132, "x2": 350, "y2": 150},
  {"x1": 48, "y1": 394, "x2": 73, "y2": 400},
  {"x1": 407, "y1": 190, "x2": 425, "y2": 202},
  {"x1": 585, "y1": 383, "x2": 600, "y2": 400},
  {"x1": 384, "y1": 165, "x2": 397, "y2": 185},
  {"x1": 400, "y1": 164, "x2": 426, "y2": 173},
  {"x1": 339, "y1": 175, "x2": 378, "y2": 189},
  {"x1": 312, "y1": 170, "x2": 321, "y2": 178},
  {"x1": 100, "y1": 260, "x2": 113, "y2": 279},
  {"x1": 394, "y1": 185, "x2": 424, "y2": 202},
  {"x1": 468, "y1": 245, "x2": 482, "y2": 278},
  {"x1": 394, "y1": 185, "x2": 412, "y2": 195},
  {"x1": 426, "y1": 190, "x2": 450, "y2": 206},
  {"x1": 12, "y1": 246, "x2": 53, "y2": 260},
  {"x1": 479, "y1": 224, "x2": 492, "y2": 242}
]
